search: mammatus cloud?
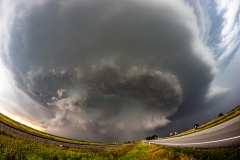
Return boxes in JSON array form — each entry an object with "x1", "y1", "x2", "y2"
[{"x1": 1, "y1": 0, "x2": 232, "y2": 141}]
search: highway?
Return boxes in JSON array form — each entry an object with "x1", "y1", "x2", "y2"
[{"x1": 150, "y1": 115, "x2": 240, "y2": 148}]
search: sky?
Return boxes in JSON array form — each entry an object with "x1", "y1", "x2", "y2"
[{"x1": 0, "y1": 0, "x2": 239, "y2": 142}]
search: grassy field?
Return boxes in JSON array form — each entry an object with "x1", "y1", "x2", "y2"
[
  {"x1": 0, "y1": 130, "x2": 239, "y2": 160},
  {"x1": 168, "y1": 105, "x2": 240, "y2": 138}
]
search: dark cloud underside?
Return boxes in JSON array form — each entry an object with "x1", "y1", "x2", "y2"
[{"x1": 0, "y1": 0, "x2": 222, "y2": 140}]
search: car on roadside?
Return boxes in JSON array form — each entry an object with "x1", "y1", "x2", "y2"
[{"x1": 194, "y1": 124, "x2": 200, "y2": 129}]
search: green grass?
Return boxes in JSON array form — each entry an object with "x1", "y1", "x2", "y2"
[
  {"x1": 168, "y1": 105, "x2": 240, "y2": 138},
  {"x1": 162, "y1": 145, "x2": 240, "y2": 160},
  {"x1": 0, "y1": 130, "x2": 100, "y2": 160},
  {"x1": 1, "y1": 131, "x2": 239, "y2": 160}
]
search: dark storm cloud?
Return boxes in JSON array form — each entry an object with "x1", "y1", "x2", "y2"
[
  {"x1": 26, "y1": 62, "x2": 182, "y2": 136},
  {"x1": 1, "y1": 0, "x2": 222, "y2": 140}
]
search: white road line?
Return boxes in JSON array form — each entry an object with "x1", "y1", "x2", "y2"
[{"x1": 152, "y1": 135, "x2": 240, "y2": 146}]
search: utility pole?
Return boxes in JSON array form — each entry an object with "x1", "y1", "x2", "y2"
[{"x1": 188, "y1": 123, "x2": 192, "y2": 129}]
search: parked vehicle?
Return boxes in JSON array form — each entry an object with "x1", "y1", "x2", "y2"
[{"x1": 194, "y1": 124, "x2": 200, "y2": 129}]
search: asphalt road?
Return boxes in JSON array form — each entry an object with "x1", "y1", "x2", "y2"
[{"x1": 150, "y1": 115, "x2": 240, "y2": 148}]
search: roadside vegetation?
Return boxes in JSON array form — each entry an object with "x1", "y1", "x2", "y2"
[
  {"x1": 168, "y1": 105, "x2": 240, "y2": 138},
  {"x1": 1, "y1": 130, "x2": 239, "y2": 160}
]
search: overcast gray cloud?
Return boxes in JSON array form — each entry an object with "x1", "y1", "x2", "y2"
[{"x1": 0, "y1": 0, "x2": 238, "y2": 141}]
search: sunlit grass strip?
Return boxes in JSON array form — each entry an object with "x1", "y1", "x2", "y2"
[
  {"x1": 169, "y1": 105, "x2": 240, "y2": 138},
  {"x1": 118, "y1": 142, "x2": 195, "y2": 160},
  {"x1": 0, "y1": 113, "x2": 105, "y2": 145}
]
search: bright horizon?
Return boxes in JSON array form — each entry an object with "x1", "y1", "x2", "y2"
[{"x1": 0, "y1": 109, "x2": 44, "y2": 132}]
